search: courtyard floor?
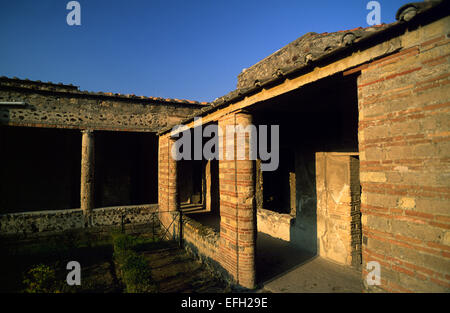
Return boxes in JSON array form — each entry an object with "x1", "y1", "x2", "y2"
[{"x1": 256, "y1": 232, "x2": 363, "y2": 293}]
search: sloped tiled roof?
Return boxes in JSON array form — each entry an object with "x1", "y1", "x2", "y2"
[
  {"x1": 158, "y1": 0, "x2": 447, "y2": 134},
  {"x1": 0, "y1": 76, "x2": 208, "y2": 106}
]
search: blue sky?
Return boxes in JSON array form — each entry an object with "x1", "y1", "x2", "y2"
[{"x1": 0, "y1": 0, "x2": 411, "y2": 102}]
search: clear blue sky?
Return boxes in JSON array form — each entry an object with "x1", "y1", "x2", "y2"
[{"x1": 0, "y1": 0, "x2": 411, "y2": 102}]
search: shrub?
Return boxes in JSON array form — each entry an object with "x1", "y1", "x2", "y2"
[
  {"x1": 112, "y1": 234, "x2": 158, "y2": 293},
  {"x1": 22, "y1": 264, "x2": 61, "y2": 293},
  {"x1": 112, "y1": 233, "x2": 139, "y2": 252}
]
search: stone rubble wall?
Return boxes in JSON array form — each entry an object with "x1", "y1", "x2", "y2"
[
  {"x1": 0, "y1": 80, "x2": 204, "y2": 132},
  {"x1": 256, "y1": 208, "x2": 293, "y2": 242},
  {"x1": 0, "y1": 204, "x2": 158, "y2": 238}
]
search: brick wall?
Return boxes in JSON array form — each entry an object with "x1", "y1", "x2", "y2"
[
  {"x1": 158, "y1": 135, "x2": 179, "y2": 238},
  {"x1": 158, "y1": 118, "x2": 257, "y2": 288},
  {"x1": 358, "y1": 17, "x2": 450, "y2": 292}
]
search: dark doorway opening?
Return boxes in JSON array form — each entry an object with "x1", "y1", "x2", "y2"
[
  {"x1": 249, "y1": 73, "x2": 361, "y2": 284},
  {"x1": 94, "y1": 131, "x2": 158, "y2": 207},
  {"x1": 179, "y1": 124, "x2": 221, "y2": 232},
  {"x1": 0, "y1": 126, "x2": 81, "y2": 213}
]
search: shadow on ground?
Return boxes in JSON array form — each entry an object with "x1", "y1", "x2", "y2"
[
  {"x1": 256, "y1": 232, "x2": 363, "y2": 293},
  {"x1": 142, "y1": 242, "x2": 230, "y2": 293},
  {"x1": 256, "y1": 232, "x2": 314, "y2": 284}
]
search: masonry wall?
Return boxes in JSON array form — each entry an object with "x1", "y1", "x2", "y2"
[
  {"x1": 257, "y1": 208, "x2": 293, "y2": 241},
  {"x1": 0, "y1": 78, "x2": 202, "y2": 237},
  {"x1": 358, "y1": 17, "x2": 450, "y2": 292},
  {"x1": 158, "y1": 135, "x2": 179, "y2": 238},
  {"x1": 0, "y1": 204, "x2": 158, "y2": 239},
  {"x1": 158, "y1": 113, "x2": 258, "y2": 289},
  {"x1": 0, "y1": 79, "x2": 203, "y2": 132},
  {"x1": 157, "y1": 135, "x2": 227, "y2": 278}
]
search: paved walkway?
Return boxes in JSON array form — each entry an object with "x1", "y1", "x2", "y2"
[{"x1": 256, "y1": 233, "x2": 363, "y2": 293}]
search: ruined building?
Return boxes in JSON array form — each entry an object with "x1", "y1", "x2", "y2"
[{"x1": 1, "y1": 1, "x2": 449, "y2": 292}]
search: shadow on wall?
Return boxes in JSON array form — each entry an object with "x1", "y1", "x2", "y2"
[
  {"x1": 0, "y1": 108, "x2": 9, "y2": 125},
  {"x1": 290, "y1": 150, "x2": 318, "y2": 255}
]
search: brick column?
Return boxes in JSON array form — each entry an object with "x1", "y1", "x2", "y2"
[
  {"x1": 218, "y1": 111, "x2": 256, "y2": 289},
  {"x1": 81, "y1": 130, "x2": 94, "y2": 225},
  {"x1": 158, "y1": 135, "x2": 179, "y2": 236}
]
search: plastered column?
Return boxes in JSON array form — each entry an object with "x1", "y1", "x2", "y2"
[{"x1": 81, "y1": 130, "x2": 94, "y2": 225}]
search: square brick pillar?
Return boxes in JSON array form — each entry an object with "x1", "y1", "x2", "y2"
[
  {"x1": 158, "y1": 135, "x2": 179, "y2": 236},
  {"x1": 218, "y1": 111, "x2": 256, "y2": 289}
]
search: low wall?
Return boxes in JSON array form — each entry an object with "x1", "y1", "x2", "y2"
[
  {"x1": 257, "y1": 208, "x2": 293, "y2": 241},
  {"x1": 182, "y1": 216, "x2": 220, "y2": 262},
  {"x1": 0, "y1": 204, "x2": 158, "y2": 239},
  {"x1": 169, "y1": 214, "x2": 234, "y2": 284}
]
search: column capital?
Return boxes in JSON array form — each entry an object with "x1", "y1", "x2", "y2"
[{"x1": 81, "y1": 129, "x2": 94, "y2": 135}]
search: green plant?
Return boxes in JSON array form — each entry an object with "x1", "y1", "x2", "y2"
[
  {"x1": 121, "y1": 252, "x2": 156, "y2": 293},
  {"x1": 22, "y1": 264, "x2": 61, "y2": 293},
  {"x1": 112, "y1": 234, "x2": 158, "y2": 293},
  {"x1": 112, "y1": 233, "x2": 139, "y2": 252}
]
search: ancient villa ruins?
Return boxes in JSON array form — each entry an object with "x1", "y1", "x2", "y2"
[{"x1": 1, "y1": 1, "x2": 449, "y2": 292}]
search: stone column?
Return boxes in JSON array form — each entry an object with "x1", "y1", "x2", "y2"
[{"x1": 81, "y1": 130, "x2": 95, "y2": 224}]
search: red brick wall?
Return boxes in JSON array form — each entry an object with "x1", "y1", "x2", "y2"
[
  {"x1": 158, "y1": 135, "x2": 179, "y2": 236},
  {"x1": 358, "y1": 20, "x2": 450, "y2": 292},
  {"x1": 217, "y1": 111, "x2": 256, "y2": 289},
  {"x1": 158, "y1": 114, "x2": 257, "y2": 289}
]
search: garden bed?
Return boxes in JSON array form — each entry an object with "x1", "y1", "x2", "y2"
[
  {"x1": 1, "y1": 232, "x2": 230, "y2": 293},
  {"x1": 1, "y1": 232, "x2": 122, "y2": 293}
]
